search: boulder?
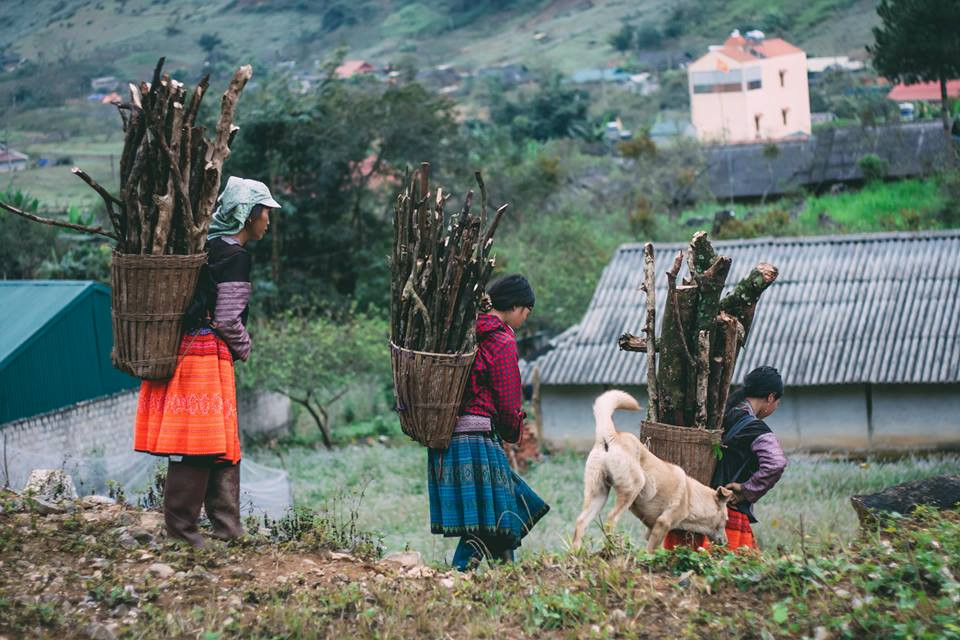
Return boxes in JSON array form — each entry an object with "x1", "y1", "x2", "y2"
[
  {"x1": 851, "y1": 474, "x2": 960, "y2": 526},
  {"x1": 23, "y1": 469, "x2": 78, "y2": 503},
  {"x1": 381, "y1": 551, "x2": 425, "y2": 569}
]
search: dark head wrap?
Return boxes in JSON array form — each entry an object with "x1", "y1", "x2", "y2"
[
  {"x1": 743, "y1": 366, "x2": 784, "y2": 398},
  {"x1": 483, "y1": 274, "x2": 535, "y2": 312}
]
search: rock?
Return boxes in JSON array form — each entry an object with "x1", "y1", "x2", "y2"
[
  {"x1": 79, "y1": 495, "x2": 116, "y2": 508},
  {"x1": 814, "y1": 626, "x2": 832, "y2": 640},
  {"x1": 439, "y1": 577, "x2": 455, "y2": 589},
  {"x1": 118, "y1": 532, "x2": 139, "y2": 550},
  {"x1": 328, "y1": 551, "x2": 356, "y2": 562},
  {"x1": 677, "y1": 570, "x2": 695, "y2": 587},
  {"x1": 84, "y1": 623, "x2": 117, "y2": 640},
  {"x1": 23, "y1": 469, "x2": 78, "y2": 502},
  {"x1": 381, "y1": 551, "x2": 424, "y2": 569},
  {"x1": 27, "y1": 497, "x2": 66, "y2": 515},
  {"x1": 610, "y1": 609, "x2": 628, "y2": 622},
  {"x1": 226, "y1": 594, "x2": 242, "y2": 610},
  {"x1": 127, "y1": 527, "x2": 154, "y2": 544},
  {"x1": 147, "y1": 563, "x2": 175, "y2": 579},
  {"x1": 851, "y1": 475, "x2": 960, "y2": 526}
]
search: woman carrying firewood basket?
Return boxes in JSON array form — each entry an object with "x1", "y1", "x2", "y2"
[
  {"x1": 664, "y1": 366, "x2": 789, "y2": 551},
  {"x1": 428, "y1": 275, "x2": 551, "y2": 570},
  {"x1": 135, "y1": 177, "x2": 280, "y2": 547}
]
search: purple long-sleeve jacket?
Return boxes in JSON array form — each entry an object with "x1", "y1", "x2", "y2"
[
  {"x1": 713, "y1": 401, "x2": 788, "y2": 522},
  {"x1": 206, "y1": 237, "x2": 253, "y2": 361}
]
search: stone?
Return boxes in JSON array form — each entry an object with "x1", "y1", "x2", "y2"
[
  {"x1": 23, "y1": 469, "x2": 78, "y2": 503},
  {"x1": 381, "y1": 551, "x2": 424, "y2": 569},
  {"x1": 677, "y1": 570, "x2": 695, "y2": 587},
  {"x1": 118, "y1": 532, "x2": 138, "y2": 550},
  {"x1": 227, "y1": 594, "x2": 242, "y2": 610},
  {"x1": 814, "y1": 626, "x2": 832, "y2": 640},
  {"x1": 127, "y1": 527, "x2": 154, "y2": 544},
  {"x1": 84, "y1": 623, "x2": 117, "y2": 640},
  {"x1": 851, "y1": 475, "x2": 960, "y2": 526},
  {"x1": 439, "y1": 577, "x2": 455, "y2": 589},
  {"x1": 27, "y1": 497, "x2": 66, "y2": 515},
  {"x1": 328, "y1": 551, "x2": 356, "y2": 562},
  {"x1": 79, "y1": 495, "x2": 116, "y2": 508},
  {"x1": 147, "y1": 563, "x2": 175, "y2": 579}
]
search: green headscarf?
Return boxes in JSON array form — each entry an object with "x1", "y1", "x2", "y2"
[{"x1": 207, "y1": 176, "x2": 281, "y2": 241}]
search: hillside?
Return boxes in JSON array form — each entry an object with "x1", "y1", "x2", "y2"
[
  {"x1": 1, "y1": 490, "x2": 958, "y2": 638},
  {"x1": 0, "y1": 0, "x2": 877, "y2": 83}
]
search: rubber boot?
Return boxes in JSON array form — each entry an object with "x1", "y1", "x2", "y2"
[
  {"x1": 163, "y1": 460, "x2": 211, "y2": 547},
  {"x1": 204, "y1": 462, "x2": 244, "y2": 540}
]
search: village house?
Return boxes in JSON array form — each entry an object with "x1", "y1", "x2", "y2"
[
  {"x1": 335, "y1": 60, "x2": 374, "y2": 79},
  {"x1": 688, "y1": 30, "x2": 811, "y2": 143},
  {"x1": 528, "y1": 231, "x2": 960, "y2": 453},
  {"x1": 0, "y1": 145, "x2": 28, "y2": 172}
]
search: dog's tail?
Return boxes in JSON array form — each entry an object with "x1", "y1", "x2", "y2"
[{"x1": 593, "y1": 390, "x2": 642, "y2": 448}]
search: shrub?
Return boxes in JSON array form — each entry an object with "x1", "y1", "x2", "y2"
[{"x1": 858, "y1": 154, "x2": 889, "y2": 183}]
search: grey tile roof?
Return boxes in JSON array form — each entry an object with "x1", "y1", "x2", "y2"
[
  {"x1": 536, "y1": 230, "x2": 960, "y2": 387},
  {"x1": 706, "y1": 122, "x2": 954, "y2": 199}
]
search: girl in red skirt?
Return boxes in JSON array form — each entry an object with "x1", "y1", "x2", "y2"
[
  {"x1": 664, "y1": 366, "x2": 789, "y2": 552},
  {"x1": 135, "y1": 177, "x2": 280, "y2": 547}
]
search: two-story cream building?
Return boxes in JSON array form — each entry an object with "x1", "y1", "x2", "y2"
[{"x1": 688, "y1": 31, "x2": 811, "y2": 143}]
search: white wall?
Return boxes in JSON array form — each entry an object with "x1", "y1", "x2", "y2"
[{"x1": 540, "y1": 384, "x2": 960, "y2": 452}]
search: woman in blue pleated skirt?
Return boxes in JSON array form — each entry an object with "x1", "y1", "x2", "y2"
[{"x1": 428, "y1": 275, "x2": 550, "y2": 570}]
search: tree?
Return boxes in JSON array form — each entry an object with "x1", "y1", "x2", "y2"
[
  {"x1": 237, "y1": 310, "x2": 390, "y2": 449},
  {"x1": 227, "y1": 56, "x2": 459, "y2": 309},
  {"x1": 609, "y1": 23, "x2": 634, "y2": 53},
  {"x1": 490, "y1": 74, "x2": 590, "y2": 141},
  {"x1": 868, "y1": 0, "x2": 960, "y2": 147},
  {"x1": 198, "y1": 33, "x2": 223, "y2": 55},
  {"x1": 0, "y1": 189, "x2": 57, "y2": 278}
]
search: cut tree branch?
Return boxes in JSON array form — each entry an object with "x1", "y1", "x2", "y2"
[{"x1": 0, "y1": 201, "x2": 117, "y2": 240}]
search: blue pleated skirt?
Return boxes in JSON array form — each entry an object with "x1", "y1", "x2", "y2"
[{"x1": 428, "y1": 432, "x2": 549, "y2": 549}]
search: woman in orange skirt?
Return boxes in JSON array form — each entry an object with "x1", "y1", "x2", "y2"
[{"x1": 135, "y1": 177, "x2": 280, "y2": 547}]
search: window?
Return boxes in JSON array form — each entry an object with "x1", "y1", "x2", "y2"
[
  {"x1": 745, "y1": 66, "x2": 762, "y2": 91},
  {"x1": 692, "y1": 69, "x2": 743, "y2": 94},
  {"x1": 754, "y1": 114, "x2": 762, "y2": 134},
  {"x1": 779, "y1": 70, "x2": 786, "y2": 87},
  {"x1": 781, "y1": 108, "x2": 788, "y2": 125},
  {"x1": 747, "y1": 79, "x2": 762, "y2": 90}
]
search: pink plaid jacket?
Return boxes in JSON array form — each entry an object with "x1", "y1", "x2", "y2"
[{"x1": 461, "y1": 314, "x2": 525, "y2": 443}]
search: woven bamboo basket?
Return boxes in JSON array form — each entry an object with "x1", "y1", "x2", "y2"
[
  {"x1": 639, "y1": 421, "x2": 723, "y2": 486},
  {"x1": 111, "y1": 252, "x2": 207, "y2": 380},
  {"x1": 390, "y1": 342, "x2": 477, "y2": 449}
]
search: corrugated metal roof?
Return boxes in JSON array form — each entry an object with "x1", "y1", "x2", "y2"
[
  {"x1": 536, "y1": 230, "x2": 960, "y2": 387},
  {"x1": 0, "y1": 281, "x2": 104, "y2": 367}
]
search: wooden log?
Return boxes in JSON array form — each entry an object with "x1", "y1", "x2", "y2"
[
  {"x1": 0, "y1": 201, "x2": 117, "y2": 240},
  {"x1": 719, "y1": 262, "x2": 779, "y2": 340},
  {"x1": 693, "y1": 330, "x2": 711, "y2": 428},
  {"x1": 641, "y1": 242, "x2": 658, "y2": 422},
  {"x1": 689, "y1": 231, "x2": 717, "y2": 274},
  {"x1": 617, "y1": 333, "x2": 661, "y2": 353},
  {"x1": 711, "y1": 312, "x2": 745, "y2": 429},
  {"x1": 693, "y1": 255, "x2": 732, "y2": 333},
  {"x1": 658, "y1": 282, "x2": 698, "y2": 426}
]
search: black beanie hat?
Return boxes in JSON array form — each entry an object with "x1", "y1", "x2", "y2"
[
  {"x1": 743, "y1": 366, "x2": 784, "y2": 398},
  {"x1": 486, "y1": 274, "x2": 535, "y2": 311}
]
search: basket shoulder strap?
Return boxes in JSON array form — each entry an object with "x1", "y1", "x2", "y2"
[{"x1": 722, "y1": 414, "x2": 756, "y2": 446}]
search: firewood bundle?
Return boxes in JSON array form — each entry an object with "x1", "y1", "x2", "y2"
[
  {"x1": 391, "y1": 162, "x2": 508, "y2": 354},
  {"x1": 0, "y1": 58, "x2": 252, "y2": 254},
  {"x1": 620, "y1": 232, "x2": 778, "y2": 429}
]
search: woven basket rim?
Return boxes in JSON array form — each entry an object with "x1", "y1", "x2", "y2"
[
  {"x1": 389, "y1": 341, "x2": 478, "y2": 359},
  {"x1": 640, "y1": 419, "x2": 723, "y2": 434},
  {"x1": 112, "y1": 251, "x2": 207, "y2": 263}
]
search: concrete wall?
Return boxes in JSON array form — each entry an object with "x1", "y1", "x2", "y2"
[
  {"x1": 540, "y1": 383, "x2": 960, "y2": 452},
  {"x1": 1, "y1": 389, "x2": 292, "y2": 456}
]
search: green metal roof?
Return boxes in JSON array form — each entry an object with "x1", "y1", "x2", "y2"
[{"x1": 0, "y1": 281, "x2": 108, "y2": 369}]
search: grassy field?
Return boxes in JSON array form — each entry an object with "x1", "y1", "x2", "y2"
[{"x1": 250, "y1": 439, "x2": 960, "y2": 566}]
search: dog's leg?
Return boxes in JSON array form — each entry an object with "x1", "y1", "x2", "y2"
[
  {"x1": 645, "y1": 504, "x2": 686, "y2": 553},
  {"x1": 572, "y1": 465, "x2": 609, "y2": 550},
  {"x1": 604, "y1": 487, "x2": 641, "y2": 535}
]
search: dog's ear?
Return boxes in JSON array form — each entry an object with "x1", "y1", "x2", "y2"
[{"x1": 716, "y1": 486, "x2": 733, "y2": 503}]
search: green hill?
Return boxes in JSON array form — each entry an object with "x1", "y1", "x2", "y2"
[{"x1": 0, "y1": 0, "x2": 877, "y2": 84}]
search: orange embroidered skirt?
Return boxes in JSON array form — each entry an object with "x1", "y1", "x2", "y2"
[
  {"x1": 663, "y1": 508, "x2": 758, "y2": 552},
  {"x1": 134, "y1": 330, "x2": 241, "y2": 464}
]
